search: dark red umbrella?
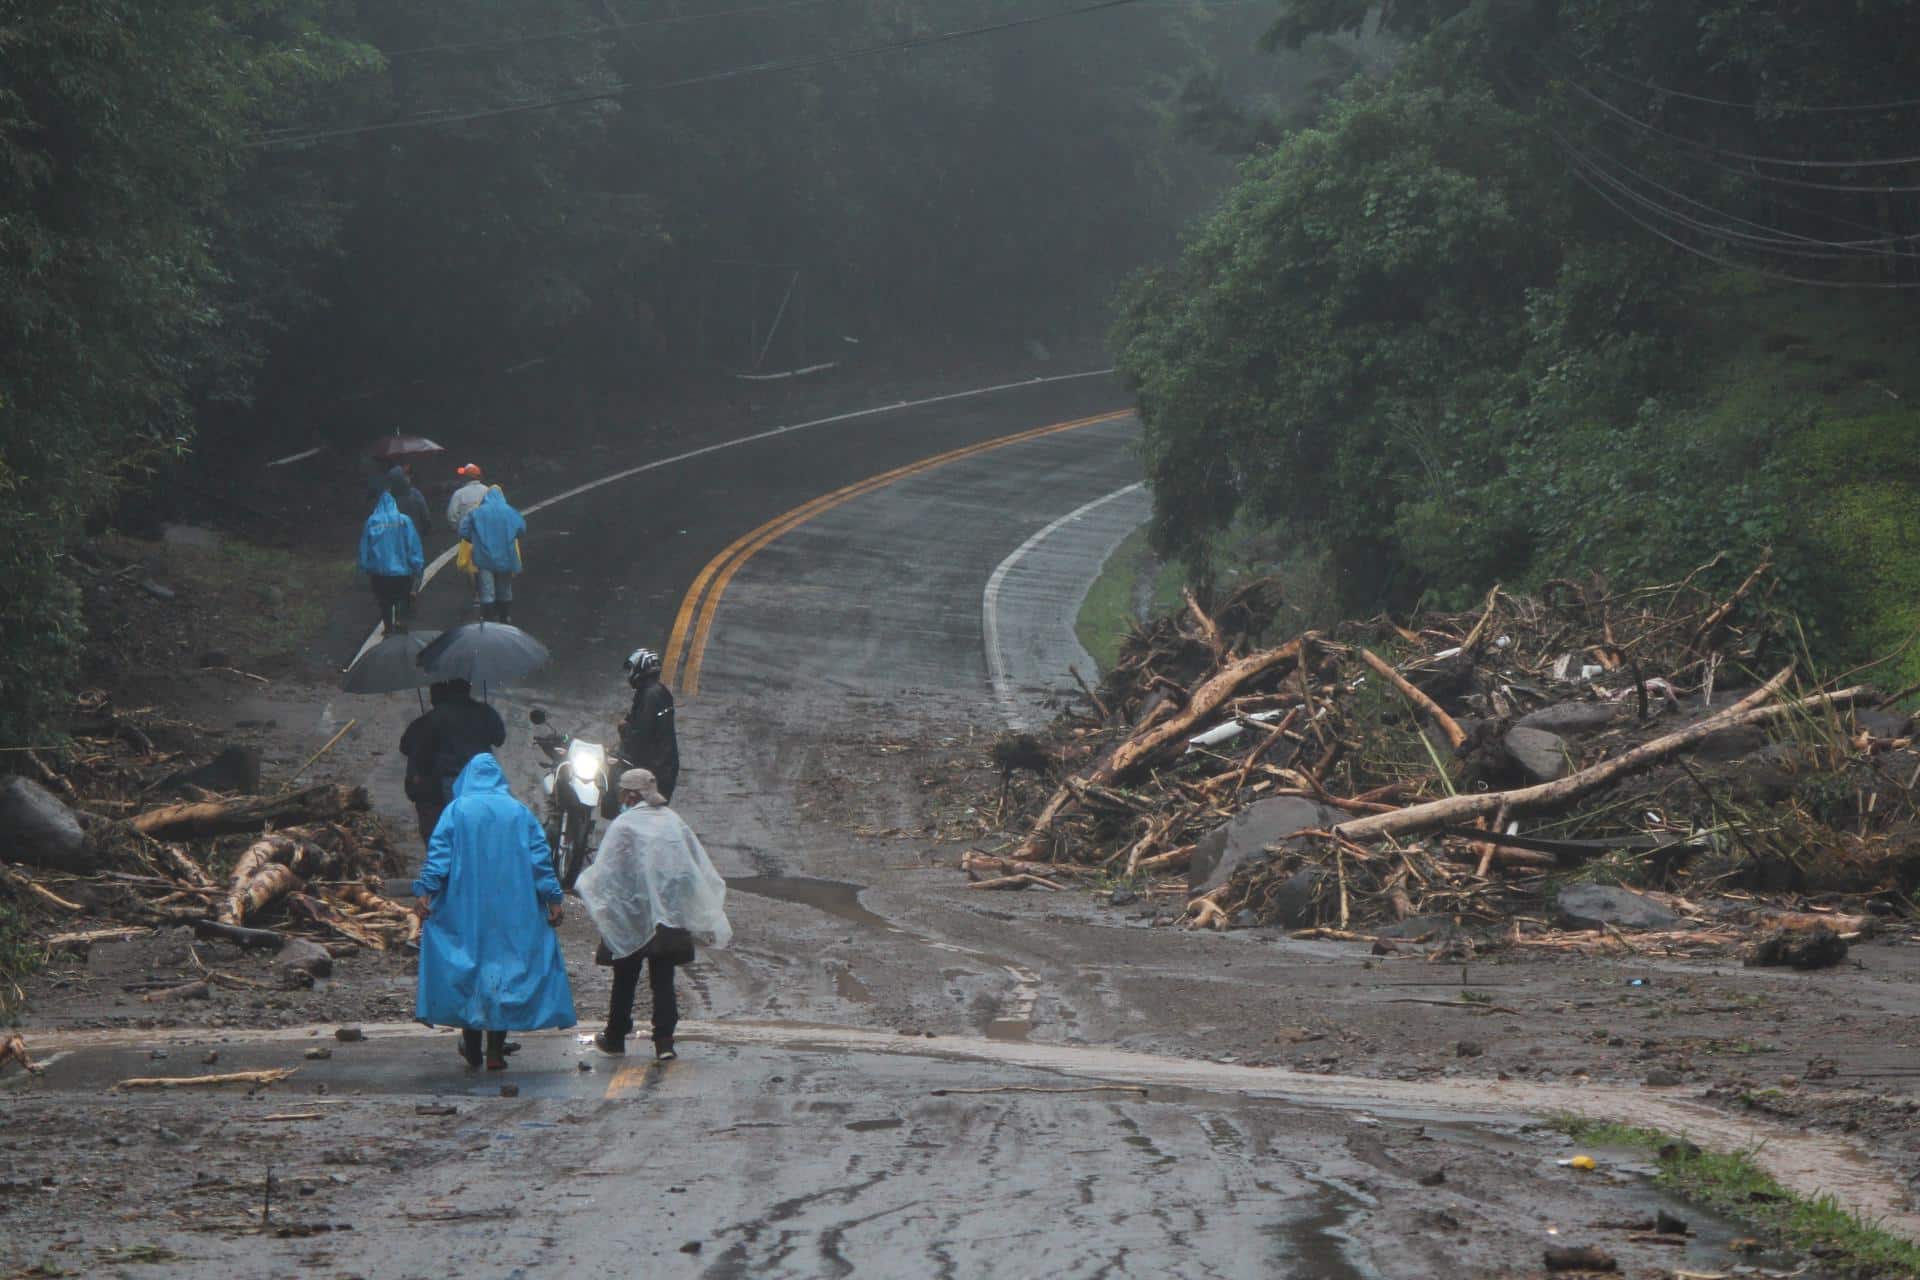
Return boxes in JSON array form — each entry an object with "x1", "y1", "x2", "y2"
[{"x1": 367, "y1": 434, "x2": 445, "y2": 462}]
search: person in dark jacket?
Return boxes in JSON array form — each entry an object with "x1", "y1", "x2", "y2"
[
  {"x1": 617, "y1": 647, "x2": 678, "y2": 800},
  {"x1": 386, "y1": 465, "x2": 432, "y2": 542},
  {"x1": 358, "y1": 490, "x2": 425, "y2": 636},
  {"x1": 399, "y1": 679, "x2": 507, "y2": 842}
]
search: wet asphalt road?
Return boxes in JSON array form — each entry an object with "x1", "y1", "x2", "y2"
[{"x1": 9, "y1": 375, "x2": 1905, "y2": 1276}]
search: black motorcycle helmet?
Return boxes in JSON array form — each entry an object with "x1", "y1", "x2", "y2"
[{"x1": 624, "y1": 647, "x2": 662, "y2": 689}]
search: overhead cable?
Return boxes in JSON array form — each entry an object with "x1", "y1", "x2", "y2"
[
  {"x1": 1578, "y1": 57, "x2": 1920, "y2": 116},
  {"x1": 252, "y1": 0, "x2": 1145, "y2": 148},
  {"x1": 1537, "y1": 53, "x2": 1920, "y2": 171},
  {"x1": 382, "y1": 0, "x2": 835, "y2": 58}
]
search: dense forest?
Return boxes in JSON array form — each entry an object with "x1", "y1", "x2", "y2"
[
  {"x1": 1117, "y1": 0, "x2": 1920, "y2": 680},
  {"x1": 0, "y1": 0, "x2": 1332, "y2": 743}
]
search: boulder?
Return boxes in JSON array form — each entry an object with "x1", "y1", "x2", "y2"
[
  {"x1": 1856, "y1": 707, "x2": 1914, "y2": 740},
  {"x1": 0, "y1": 776, "x2": 97, "y2": 872},
  {"x1": 1264, "y1": 866, "x2": 1331, "y2": 930},
  {"x1": 275, "y1": 937, "x2": 333, "y2": 981},
  {"x1": 1556, "y1": 883, "x2": 1680, "y2": 932},
  {"x1": 1504, "y1": 726, "x2": 1570, "y2": 783},
  {"x1": 1515, "y1": 703, "x2": 1621, "y2": 737},
  {"x1": 1187, "y1": 797, "x2": 1342, "y2": 897},
  {"x1": 158, "y1": 746, "x2": 262, "y2": 796}
]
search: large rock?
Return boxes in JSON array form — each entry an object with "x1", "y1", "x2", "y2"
[
  {"x1": 275, "y1": 938, "x2": 333, "y2": 981},
  {"x1": 1187, "y1": 797, "x2": 1342, "y2": 897},
  {"x1": 0, "y1": 776, "x2": 96, "y2": 872},
  {"x1": 1515, "y1": 703, "x2": 1622, "y2": 737},
  {"x1": 1556, "y1": 883, "x2": 1680, "y2": 931},
  {"x1": 1504, "y1": 726, "x2": 1571, "y2": 783}
]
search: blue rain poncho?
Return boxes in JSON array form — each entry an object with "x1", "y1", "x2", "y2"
[
  {"x1": 412, "y1": 753, "x2": 576, "y2": 1032},
  {"x1": 358, "y1": 491, "x2": 425, "y2": 578},
  {"x1": 457, "y1": 487, "x2": 526, "y2": 573},
  {"x1": 576, "y1": 801, "x2": 731, "y2": 962}
]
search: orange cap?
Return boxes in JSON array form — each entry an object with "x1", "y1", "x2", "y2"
[{"x1": 456, "y1": 463, "x2": 483, "y2": 478}]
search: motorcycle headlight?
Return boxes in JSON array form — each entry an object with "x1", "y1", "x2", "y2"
[{"x1": 567, "y1": 740, "x2": 606, "y2": 780}]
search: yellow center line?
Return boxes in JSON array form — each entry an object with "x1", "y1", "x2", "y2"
[{"x1": 661, "y1": 409, "x2": 1131, "y2": 696}]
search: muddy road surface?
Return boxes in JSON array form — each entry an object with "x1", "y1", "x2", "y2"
[{"x1": 7, "y1": 374, "x2": 1917, "y2": 1277}]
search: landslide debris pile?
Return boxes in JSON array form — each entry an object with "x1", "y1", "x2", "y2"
[
  {"x1": 0, "y1": 693, "x2": 414, "y2": 994},
  {"x1": 969, "y1": 561, "x2": 1920, "y2": 962}
]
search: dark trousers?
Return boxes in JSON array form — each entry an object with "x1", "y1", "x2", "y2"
[
  {"x1": 606, "y1": 952, "x2": 678, "y2": 1049},
  {"x1": 460, "y1": 1028, "x2": 506, "y2": 1064},
  {"x1": 413, "y1": 797, "x2": 445, "y2": 845},
  {"x1": 371, "y1": 575, "x2": 412, "y2": 632}
]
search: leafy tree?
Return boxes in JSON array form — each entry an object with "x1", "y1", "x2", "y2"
[{"x1": 0, "y1": 1, "x2": 371, "y2": 743}]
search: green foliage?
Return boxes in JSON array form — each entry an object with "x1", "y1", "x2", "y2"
[
  {"x1": 1552, "y1": 1115, "x2": 1920, "y2": 1277},
  {"x1": 0, "y1": 900, "x2": 39, "y2": 1021},
  {"x1": 1119, "y1": 3, "x2": 1920, "y2": 675},
  {"x1": 0, "y1": 1, "x2": 371, "y2": 746},
  {"x1": 1115, "y1": 73, "x2": 1564, "y2": 599}
]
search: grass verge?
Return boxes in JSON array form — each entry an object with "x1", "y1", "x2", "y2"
[
  {"x1": 1076, "y1": 526, "x2": 1184, "y2": 674},
  {"x1": 1552, "y1": 1115, "x2": 1920, "y2": 1277}
]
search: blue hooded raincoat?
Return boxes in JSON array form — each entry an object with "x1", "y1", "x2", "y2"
[
  {"x1": 358, "y1": 491, "x2": 425, "y2": 578},
  {"x1": 458, "y1": 488, "x2": 526, "y2": 573},
  {"x1": 412, "y1": 753, "x2": 576, "y2": 1032}
]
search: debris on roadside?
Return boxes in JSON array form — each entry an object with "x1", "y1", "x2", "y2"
[
  {"x1": 0, "y1": 1032, "x2": 42, "y2": 1076},
  {"x1": 0, "y1": 696, "x2": 413, "y2": 982},
  {"x1": 962, "y1": 560, "x2": 1920, "y2": 961}
]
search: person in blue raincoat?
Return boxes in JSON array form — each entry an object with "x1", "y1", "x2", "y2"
[
  {"x1": 412, "y1": 752, "x2": 575, "y2": 1070},
  {"x1": 457, "y1": 485, "x2": 527, "y2": 624},
  {"x1": 358, "y1": 490, "x2": 425, "y2": 636}
]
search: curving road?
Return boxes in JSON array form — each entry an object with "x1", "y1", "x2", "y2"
[{"x1": 24, "y1": 374, "x2": 1872, "y2": 1278}]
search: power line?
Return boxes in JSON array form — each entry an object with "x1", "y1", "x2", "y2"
[
  {"x1": 382, "y1": 0, "x2": 835, "y2": 58},
  {"x1": 1538, "y1": 53, "x2": 1920, "y2": 172},
  {"x1": 253, "y1": 0, "x2": 1145, "y2": 149},
  {"x1": 1579, "y1": 57, "x2": 1920, "y2": 116},
  {"x1": 1557, "y1": 130, "x2": 1920, "y2": 260},
  {"x1": 1558, "y1": 143, "x2": 1920, "y2": 288}
]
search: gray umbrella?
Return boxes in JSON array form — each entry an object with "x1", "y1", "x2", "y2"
[
  {"x1": 415, "y1": 622, "x2": 550, "y2": 687},
  {"x1": 341, "y1": 630, "x2": 443, "y2": 694}
]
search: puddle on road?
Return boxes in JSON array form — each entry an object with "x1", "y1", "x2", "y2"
[
  {"x1": 1269, "y1": 1179, "x2": 1377, "y2": 1280},
  {"x1": 728, "y1": 876, "x2": 900, "y2": 934},
  {"x1": 729, "y1": 875, "x2": 1042, "y2": 1042}
]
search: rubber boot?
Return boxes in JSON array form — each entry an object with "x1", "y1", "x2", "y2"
[{"x1": 497, "y1": 601, "x2": 511, "y2": 625}]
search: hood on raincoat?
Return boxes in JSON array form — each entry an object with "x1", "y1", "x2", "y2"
[
  {"x1": 458, "y1": 486, "x2": 526, "y2": 573},
  {"x1": 358, "y1": 490, "x2": 424, "y2": 578},
  {"x1": 576, "y1": 804, "x2": 731, "y2": 962},
  {"x1": 410, "y1": 752, "x2": 576, "y2": 1032}
]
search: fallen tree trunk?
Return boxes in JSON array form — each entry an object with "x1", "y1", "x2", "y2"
[
  {"x1": 1336, "y1": 670, "x2": 1865, "y2": 844},
  {"x1": 131, "y1": 783, "x2": 366, "y2": 839},
  {"x1": 1015, "y1": 637, "x2": 1307, "y2": 859}
]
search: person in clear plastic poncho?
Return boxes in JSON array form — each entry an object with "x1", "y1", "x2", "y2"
[{"x1": 576, "y1": 768, "x2": 730, "y2": 1061}]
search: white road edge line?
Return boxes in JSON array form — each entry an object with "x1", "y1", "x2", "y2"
[
  {"x1": 982, "y1": 481, "x2": 1145, "y2": 729},
  {"x1": 346, "y1": 367, "x2": 1118, "y2": 670}
]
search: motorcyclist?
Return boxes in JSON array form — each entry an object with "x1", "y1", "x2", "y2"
[{"x1": 618, "y1": 648, "x2": 679, "y2": 801}]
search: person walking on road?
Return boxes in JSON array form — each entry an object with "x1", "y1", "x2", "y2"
[
  {"x1": 386, "y1": 465, "x2": 433, "y2": 608},
  {"x1": 413, "y1": 752, "x2": 575, "y2": 1071},
  {"x1": 399, "y1": 679, "x2": 507, "y2": 844},
  {"x1": 459, "y1": 485, "x2": 526, "y2": 623},
  {"x1": 618, "y1": 647, "x2": 679, "y2": 801},
  {"x1": 358, "y1": 487, "x2": 424, "y2": 636},
  {"x1": 446, "y1": 463, "x2": 488, "y2": 531},
  {"x1": 577, "y1": 768, "x2": 729, "y2": 1061}
]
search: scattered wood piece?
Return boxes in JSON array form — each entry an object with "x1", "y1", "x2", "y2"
[
  {"x1": 1360, "y1": 648, "x2": 1466, "y2": 750},
  {"x1": 0, "y1": 866, "x2": 84, "y2": 913},
  {"x1": 131, "y1": 783, "x2": 367, "y2": 839},
  {"x1": 141, "y1": 979, "x2": 211, "y2": 1003},
  {"x1": 929, "y1": 1084, "x2": 1148, "y2": 1097},
  {"x1": 118, "y1": 1068, "x2": 297, "y2": 1090},
  {"x1": 0, "y1": 1033, "x2": 42, "y2": 1075}
]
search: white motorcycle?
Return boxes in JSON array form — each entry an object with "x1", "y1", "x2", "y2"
[{"x1": 528, "y1": 707, "x2": 611, "y2": 891}]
